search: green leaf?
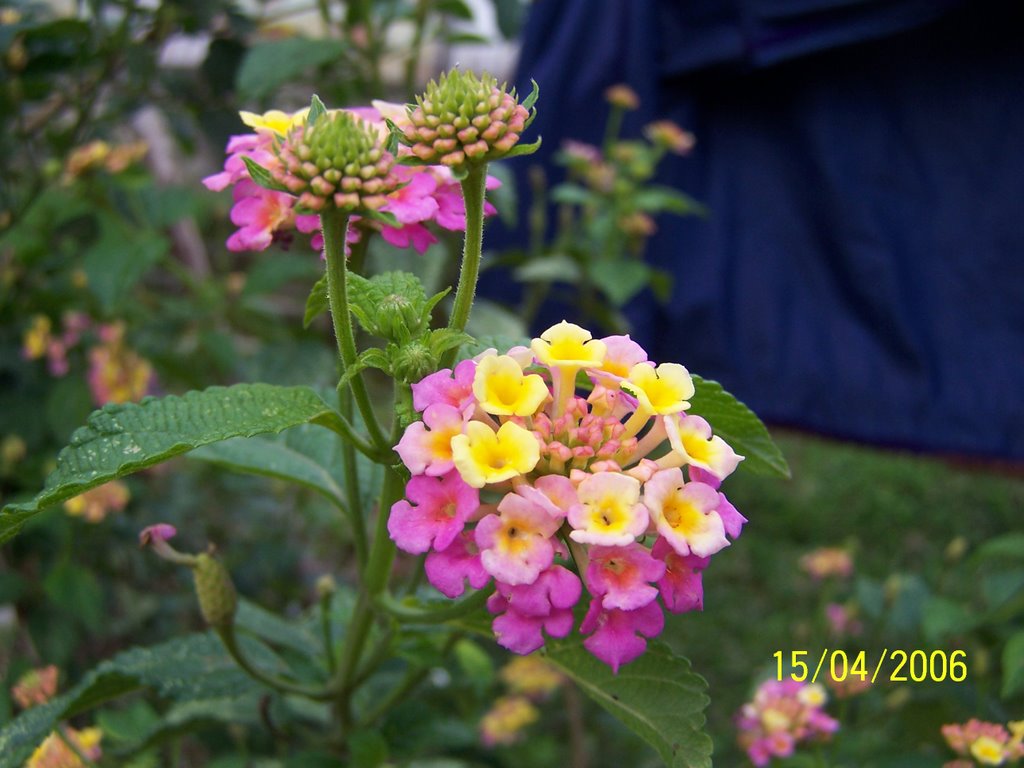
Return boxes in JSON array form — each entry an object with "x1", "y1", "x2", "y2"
[
  {"x1": 83, "y1": 214, "x2": 169, "y2": 311},
  {"x1": 1003, "y1": 630, "x2": 1024, "y2": 698},
  {"x1": 590, "y1": 259, "x2": 650, "y2": 306},
  {"x1": 688, "y1": 376, "x2": 791, "y2": 478},
  {"x1": 634, "y1": 186, "x2": 708, "y2": 217},
  {"x1": 435, "y1": 0, "x2": 475, "y2": 20},
  {"x1": 543, "y1": 641, "x2": 712, "y2": 768},
  {"x1": 307, "y1": 94, "x2": 327, "y2": 125},
  {"x1": 972, "y1": 532, "x2": 1024, "y2": 565},
  {"x1": 501, "y1": 136, "x2": 542, "y2": 159},
  {"x1": 304, "y1": 274, "x2": 329, "y2": 328},
  {"x1": 241, "y1": 156, "x2": 290, "y2": 193},
  {"x1": 348, "y1": 271, "x2": 430, "y2": 341},
  {"x1": 0, "y1": 633, "x2": 274, "y2": 768},
  {"x1": 190, "y1": 436, "x2": 345, "y2": 509},
  {"x1": 236, "y1": 38, "x2": 347, "y2": 100},
  {"x1": 514, "y1": 254, "x2": 581, "y2": 284},
  {"x1": 549, "y1": 183, "x2": 594, "y2": 206},
  {"x1": 522, "y1": 79, "x2": 540, "y2": 112},
  {"x1": 43, "y1": 562, "x2": 104, "y2": 632},
  {"x1": 0, "y1": 384, "x2": 343, "y2": 543},
  {"x1": 921, "y1": 596, "x2": 975, "y2": 643}
]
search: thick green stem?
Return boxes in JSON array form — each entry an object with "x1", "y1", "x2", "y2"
[
  {"x1": 217, "y1": 625, "x2": 336, "y2": 701},
  {"x1": 439, "y1": 163, "x2": 488, "y2": 369},
  {"x1": 364, "y1": 460, "x2": 405, "y2": 596},
  {"x1": 320, "y1": 591, "x2": 337, "y2": 675},
  {"x1": 321, "y1": 209, "x2": 389, "y2": 451}
]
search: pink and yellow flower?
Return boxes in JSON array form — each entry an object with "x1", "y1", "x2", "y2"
[
  {"x1": 736, "y1": 679, "x2": 839, "y2": 766},
  {"x1": 388, "y1": 321, "x2": 746, "y2": 671}
]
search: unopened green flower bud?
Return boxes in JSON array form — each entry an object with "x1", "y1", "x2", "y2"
[
  {"x1": 404, "y1": 70, "x2": 535, "y2": 169},
  {"x1": 315, "y1": 574, "x2": 337, "y2": 599},
  {"x1": 377, "y1": 292, "x2": 425, "y2": 341},
  {"x1": 193, "y1": 553, "x2": 237, "y2": 628},
  {"x1": 391, "y1": 340, "x2": 437, "y2": 383}
]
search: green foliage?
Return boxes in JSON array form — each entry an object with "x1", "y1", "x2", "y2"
[
  {"x1": 0, "y1": 384, "x2": 344, "y2": 542},
  {"x1": 0, "y1": 633, "x2": 273, "y2": 768},
  {"x1": 236, "y1": 39, "x2": 348, "y2": 100},
  {"x1": 689, "y1": 376, "x2": 791, "y2": 478},
  {"x1": 544, "y1": 641, "x2": 712, "y2": 768}
]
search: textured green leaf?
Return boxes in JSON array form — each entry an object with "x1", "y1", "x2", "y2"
[
  {"x1": 190, "y1": 436, "x2": 345, "y2": 508},
  {"x1": 689, "y1": 376, "x2": 790, "y2": 478},
  {"x1": 236, "y1": 38, "x2": 347, "y2": 100},
  {"x1": 304, "y1": 274, "x2": 329, "y2": 328},
  {"x1": 241, "y1": 156, "x2": 290, "y2": 193},
  {"x1": 307, "y1": 94, "x2": 327, "y2": 125},
  {"x1": 543, "y1": 641, "x2": 712, "y2": 768},
  {"x1": 348, "y1": 271, "x2": 430, "y2": 341},
  {"x1": 1003, "y1": 630, "x2": 1024, "y2": 698},
  {"x1": 1, "y1": 384, "x2": 342, "y2": 543},
  {"x1": 0, "y1": 633, "x2": 274, "y2": 768}
]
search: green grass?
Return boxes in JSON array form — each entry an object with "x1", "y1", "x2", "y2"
[{"x1": 662, "y1": 431, "x2": 1024, "y2": 764}]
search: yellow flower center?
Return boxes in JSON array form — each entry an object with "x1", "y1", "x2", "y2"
[
  {"x1": 971, "y1": 737, "x2": 1007, "y2": 765},
  {"x1": 661, "y1": 494, "x2": 703, "y2": 534}
]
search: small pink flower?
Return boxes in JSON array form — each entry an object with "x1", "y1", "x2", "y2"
[
  {"x1": 652, "y1": 537, "x2": 708, "y2": 613},
  {"x1": 487, "y1": 565, "x2": 581, "y2": 654},
  {"x1": 382, "y1": 167, "x2": 440, "y2": 224},
  {"x1": 425, "y1": 531, "x2": 490, "y2": 597},
  {"x1": 388, "y1": 472, "x2": 479, "y2": 554},
  {"x1": 586, "y1": 543, "x2": 665, "y2": 611},
  {"x1": 380, "y1": 221, "x2": 438, "y2": 253},
  {"x1": 643, "y1": 468, "x2": 729, "y2": 558},
  {"x1": 139, "y1": 523, "x2": 177, "y2": 546},
  {"x1": 395, "y1": 403, "x2": 466, "y2": 476},
  {"x1": 580, "y1": 599, "x2": 664, "y2": 673},
  {"x1": 514, "y1": 475, "x2": 577, "y2": 521},
  {"x1": 475, "y1": 493, "x2": 561, "y2": 585},
  {"x1": 225, "y1": 183, "x2": 298, "y2": 252},
  {"x1": 411, "y1": 358, "x2": 477, "y2": 413}
]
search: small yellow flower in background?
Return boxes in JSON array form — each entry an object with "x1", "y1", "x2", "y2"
[
  {"x1": 11, "y1": 666, "x2": 58, "y2": 709},
  {"x1": 451, "y1": 421, "x2": 541, "y2": 488},
  {"x1": 2, "y1": 434, "x2": 27, "y2": 467},
  {"x1": 473, "y1": 355, "x2": 549, "y2": 417},
  {"x1": 479, "y1": 695, "x2": 539, "y2": 747},
  {"x1": 1, "y1": 8, "x2": 23, "y2": 23},
  {"x1": 799, "y1": 547, "x2": 854, "y2": 580},
  {"x1": 27, "y1": 726, "x2": 102, "y2": 768},
  {"x1": 605, "y1": 84, "x2": 640, "y2": 110},
  {"x1": 644, "y1": 120, "x2": 696, "y2": 155},
  {"x1": 239, "y1": 108, "x2": 309, "y2": 136},
  {"x1": 499, "y1": 655, "x2": 563, "y2": 699},
  {"x1": 87, "y1": 323, "x2": 154, "y2": 405},
  {"x1": 62, "y1": 139, "x2": 148, "y2": 183},
  {"x1": 970, "y1": 736, "x2": 1006, "y2": 765},
  {"x1": 22, "y1": 315, "x2": 52, "y2": 360},
  {"x1": 64, "y1": 481, "x2": 130, "y2": 523}
]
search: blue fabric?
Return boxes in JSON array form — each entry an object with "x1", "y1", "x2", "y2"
[{"x1": 493, "y1": 0, "x2": 1024, "y2": 459}]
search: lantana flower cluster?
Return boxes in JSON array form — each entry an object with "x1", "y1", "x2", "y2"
[
  {"x1": 203, "y1": 104, "x2": 498, "y2": 254},
  {"x1": 388, "y1": 321, "x2": 745, "y2": 672},
  {"x1": 736, "y1": 680, "x2": 839, "y2": 766},
  {"x1": 942, "y1": 719, "x2": 1024, "y2": 767}
]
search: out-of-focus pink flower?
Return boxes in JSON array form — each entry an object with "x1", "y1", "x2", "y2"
[
  {"x1": 64, "y1": 481, "x2": 130, "y2": 523},
  {"x1": 736, "y1": 680, "x2": 838, "y2": 766},
  {"x1": 11, "y1": 666, "x2": 58, "y2": 709},
  {"x1": 800, "y1": 547, "x2": 854, "y2": 580}
]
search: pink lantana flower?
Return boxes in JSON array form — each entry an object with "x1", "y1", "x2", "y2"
[
  {"x1": 643, "y1": 468, "x2": 729, "y2": 558},
  {"x1": 580, "y1": 600, "x2": 665, "y2": 674},
  {"x1": 652, "y1": 537, "x2": 708, "y2": 613},
  {"x1": 411, "y1": 358, "x2": 477, "y2": 413},
  {"x1": 487, "y1": 565, "x2": 582, "y2": 654},
  {"x1": 395, "y1": 403, "x2": 467, "y2": 476},
  {"x1": 586, "y1": 544, "x2": 665, "y2": 611},
  {"x1": 388, "y1": 472, "x2": 479, "y2": 554},
  {"x1": 425, "y1": 531, "x2": 490, "y2": 598},
  {"x1": 475, "y1": 493, "x2": 561, "y2": 585}
]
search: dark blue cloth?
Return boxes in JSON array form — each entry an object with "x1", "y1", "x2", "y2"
[{"x1": 495, "y1": 0, "x2": 1024, "y2": 459}]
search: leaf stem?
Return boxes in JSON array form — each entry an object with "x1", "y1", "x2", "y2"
[
  {"x1": 320, "y1": 591, "x2": 337, "y2": 675},
  {"x1": 216, "y1": 625, "x2": 337, "y2": 700},
  {"x1": 320, "y1": 209, "x2": 389, "y2": 451},
  {"x1": 439, "y1": 163, "x2": 488, "y2": 369}
]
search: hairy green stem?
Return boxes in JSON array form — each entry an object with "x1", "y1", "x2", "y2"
[
  {"x1": 217, "y1": 625, "x2": 336, "y2": 701},
  {"x1": 439, "y1": 163, "x2": 488, "y2": 369},
  {"x1": 321, "y1": 209, "x2": 388, "y2": 451},
  {"x1": 320, "y1": 591, "x2": 337, "y2": 675}
]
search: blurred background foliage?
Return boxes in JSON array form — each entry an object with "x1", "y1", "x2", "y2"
[{"x1": 0, "y1": 0, "x2": 1021, "y2": 765}]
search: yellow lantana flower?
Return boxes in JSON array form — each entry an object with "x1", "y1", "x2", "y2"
[
  {"x1": 473, "y1": 355, "x2": 548, "y2": 417},
  {"x1": 451, "y1": 421, "x2": 540, "y2": 488}
]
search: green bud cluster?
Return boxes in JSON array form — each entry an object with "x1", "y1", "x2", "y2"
[
  {"x1": 274, "y1": 110, "x2": 397, "y2": 213},
  {"x1": 403, "y1": 70, "x2": 534, "y2": 168}
]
